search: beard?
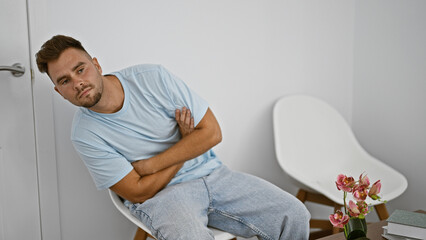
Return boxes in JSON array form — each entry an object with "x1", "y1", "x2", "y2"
[
  {"x1": 81, "y1": 91, "x2": 102, "y2": 108},
  {"x1": 76, "y1": 80, "x2": 103, "y2": 108}
]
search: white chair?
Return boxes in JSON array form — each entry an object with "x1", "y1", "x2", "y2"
[
  {"x1": 108, "y1": 189, "x2": 237, "y2": 240},
  {"x1": 272, "y1": 95, "x2": 408, "y2": 237}
]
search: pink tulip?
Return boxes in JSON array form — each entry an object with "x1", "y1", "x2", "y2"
[
  {"x1": 359, "y1": 173, "x2": 370, "y2": 187},
  {"x1": 352, "y1": 185, "x2": 368, "y2": 201},
  {"x1": 336, "y1": 174, "x2": 355, "y2": 192},
  {"x1": 368, "y1": 180, "x2": 381, "y2": 200},
  {"x1": 329, "y1": 210, "x2": 349, "y2": 228}
]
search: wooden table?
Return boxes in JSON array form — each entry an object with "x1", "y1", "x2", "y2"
[{"x1": 318, "y1": 210, "x2": 425, "y2": 240}]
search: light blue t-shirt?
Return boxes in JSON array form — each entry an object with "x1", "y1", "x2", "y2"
[{"x1": 71, "y1": 64, "x2": 222, "y2": 190}]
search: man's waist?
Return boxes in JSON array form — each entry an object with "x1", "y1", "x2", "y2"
[{"x1": 168, "y1": 157, "x2": 222, "y2": 186}]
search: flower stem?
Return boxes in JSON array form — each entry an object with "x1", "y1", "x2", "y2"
[{"x1": 344, "y1": 191, "x2": 348, "y2": 215}]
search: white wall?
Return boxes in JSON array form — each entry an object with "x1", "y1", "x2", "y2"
[
  {"x1": 353, "y1": 0, "x2": 426, "y2": 217},
  {"x1": 30, "y1": 1, "x2": 357, "y2": 239}
]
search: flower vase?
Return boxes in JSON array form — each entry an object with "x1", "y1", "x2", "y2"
[{"x1": 343, "y1": 218, "x2": 369, "y2": 240}]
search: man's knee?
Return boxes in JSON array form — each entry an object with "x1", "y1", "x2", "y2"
[
  {"x1": 295, "y1": 203, "x2": 311, "y2": 226},
  {"x1": 271, "y1": 200, "x2": 310, "y2": 240},
  {"x1": 289, "y1": 199, "x2": 311, "y2": 225}
]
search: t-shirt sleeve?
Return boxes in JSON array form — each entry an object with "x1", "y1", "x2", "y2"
[
  {"x1": 71, "y1": 133, "x2": 133, "y2": 190},
  {"x1": 158, "y1": 65, "x2": 209, "y2": 127}
]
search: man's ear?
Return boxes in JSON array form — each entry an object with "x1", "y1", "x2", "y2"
[
  {"x1": 54, "y1": 86, "x2": 65, "y2": 99},
  {"x1": 92, "y1": 57, "x2": 102, "y2": 74}
]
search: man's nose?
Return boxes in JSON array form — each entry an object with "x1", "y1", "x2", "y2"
[{"x1": 72, "y1": 77, "x2": 84, "y2": 90}]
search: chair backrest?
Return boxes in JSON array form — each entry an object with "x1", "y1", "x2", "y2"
[
  {"x1": 108, "y1": 189, "x2": 154, "y2": 234},
  {"x1": 273, "y1": 95, "x2": 407, "y2": 204}
]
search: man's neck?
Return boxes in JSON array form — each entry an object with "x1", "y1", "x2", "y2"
[{"x1": 89, "y1": 75, "x2": 124, "y2": 114}]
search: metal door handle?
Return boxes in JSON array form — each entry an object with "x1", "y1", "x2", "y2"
[{"x1": 0, "y1": 63, "x2": 25, "y2": 77}]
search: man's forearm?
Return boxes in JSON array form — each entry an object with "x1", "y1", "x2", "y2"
[
  {"x1": 111, "y1": 162, "x2": 184, "y2": 203},
  {"x1": 132, "y1": 108, "x2": 221, "y2": 176},
  {"x1": 136, "y1": 130, "x2": 220, "y2": 175},
  {"x1": 133, "y1": 163, "x2": 183, "y2": 203}
]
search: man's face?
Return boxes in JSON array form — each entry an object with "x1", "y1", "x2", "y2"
[{"x1": 48, "y1": 48, "x2": 103, "y2": 108}]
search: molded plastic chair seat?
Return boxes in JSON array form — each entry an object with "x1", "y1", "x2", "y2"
[
  {"x1": 273, "y1": 95, "x2": 408, "y2": 237},
  {"x1": 108, "y1": 189, "x2": 237, "y2": 240}
]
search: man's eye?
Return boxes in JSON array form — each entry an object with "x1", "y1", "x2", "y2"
[
  {"x1": 61, "y1": 79, "x2": 69, "y2": 85},
  {"x1": 78, "y1": 68, "x2": 84, "y2": 73}
]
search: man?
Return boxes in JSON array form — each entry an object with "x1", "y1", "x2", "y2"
[{"x1": 36, "y1": 35, "x2": 310, "y2": 240}]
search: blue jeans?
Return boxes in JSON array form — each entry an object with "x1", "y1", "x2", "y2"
[{"x1": 127, "y1": 165, "x2": 310, "y2": 239}]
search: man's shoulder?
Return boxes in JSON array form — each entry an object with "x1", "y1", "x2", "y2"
[
  {"x1": 114, "y1": 64, "x2": 164, "y2": 76},
  {"x1": 70, "y1": 108, "x2": 98, "y2": 141}
]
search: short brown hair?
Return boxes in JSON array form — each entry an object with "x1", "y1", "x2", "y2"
[{"x1": 36, "y1": 35, "x2": 90, "y2": 74}]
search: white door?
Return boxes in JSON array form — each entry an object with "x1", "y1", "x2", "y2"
[{"x1": 0, "y1": 0, "x2": 41, "y2": 239}]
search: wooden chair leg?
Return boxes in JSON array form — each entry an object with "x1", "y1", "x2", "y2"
[
  {"x1": 296, "y1": 189, "x2": 346, "y2": 238},
  {"x1": 374, "y1": 203, "x2": 389, "y2": 220},
  {"x1": 332, "y1": 227, "x2": 340, "y2": 234},
  {"x1": 134, "y1": 227, "x2": 148, "y2": 240},
  {"x1": 296, "y1": 189, "x2": 308, "y2": 202}
]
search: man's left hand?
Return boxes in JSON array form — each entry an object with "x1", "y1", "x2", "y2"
[{"x1": 175, "y1": 107, "x2": 194, "y2": 138}]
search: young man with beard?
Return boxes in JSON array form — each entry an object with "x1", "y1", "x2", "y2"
[{"x1": 36, "y1": 35, "x2": 310, "y2": 240}]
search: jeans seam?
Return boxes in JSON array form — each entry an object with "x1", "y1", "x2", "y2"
[
  {"x1": 132, "y1": 208, "x2": 166, "y2": 240},
  {"x1": 201, "y1": 176, "x2": 214, "y2": 211},
  {"x1": 211, "y1": 208, "x2": 274, "y2": 240}
]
